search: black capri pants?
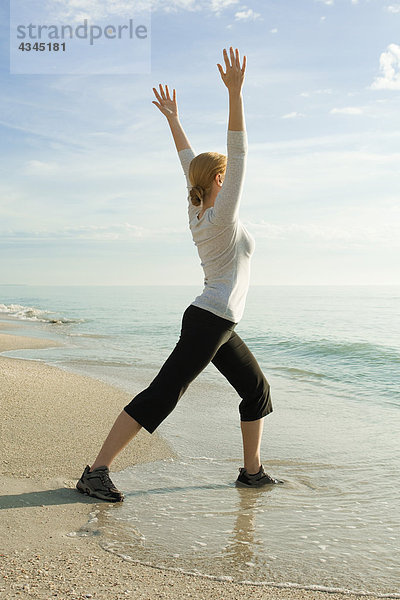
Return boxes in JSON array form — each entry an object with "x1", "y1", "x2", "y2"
[{"x1": 124, "y1": 304, "x2": 273, "y2": 434}]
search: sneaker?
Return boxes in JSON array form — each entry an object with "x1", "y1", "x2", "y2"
[
  {"x1": 76, "y1": 465, "x2": 124, "y2": 502},
  {"x1": 236, "y1": 464, "x2": 284, "y2": 487}
]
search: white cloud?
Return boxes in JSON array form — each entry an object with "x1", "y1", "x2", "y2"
[
  {"x1": 45, "y1": 0, "x2": 236, "y2": 21},
  {"x1": 330, "y1": 106, "x2": 364, "y2": 115},
  {"x1": 1, "y1": 223, "x2": 187, "y2": 242},
  {"x1": 370, "y1": 43, "x2": 400, "y2": 90},
  {"x1": 270, "y1": 28, "x2": 278, "y2": 33},
  {"x1": 234, "y1": 7, "x2": 261, "y2": 21},
  {"x1": 245, "y1": 146, "x2": 400, "y2": 212},
  {"x1": 24, "y1": 160, "x2": 61, "y2": 176},
  {"x1": 246, "y1": 221, "x2": 400, "y2": 247},
  {"x1": 316, "y1": 0, "x2": 334, "y2": 5},
  {"x1": 300, "y1": 89, "x2": 332, "y2": 97},
  {"x1": 161, "y1": 0, "x2": 199, "y2": 13},
  {"x1": 45, "y1": 0, "x2": 150, "y2": 21},
  {"x1": 387, "y1": 4, "x2": 400, "y2": 13},
  {"x1": 210, "y1": 0, "x2": 239, "y2": 14},
  {"x1": 281, "y1": 112, "x2": 305, "y2": 119}
]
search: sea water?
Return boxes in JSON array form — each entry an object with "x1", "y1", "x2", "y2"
[{"x1": 1, "y1": 285, "x2": 399, "y2": 596}]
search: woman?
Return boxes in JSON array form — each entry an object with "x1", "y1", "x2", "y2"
[{"x1": 77, "y1": 47, "x2": 283, "y2": 502}]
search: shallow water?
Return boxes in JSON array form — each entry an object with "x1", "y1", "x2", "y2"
[{"x1": 95, "y1": 454, "x2": 399, "y2": 595}]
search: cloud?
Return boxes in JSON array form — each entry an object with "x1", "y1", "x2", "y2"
[
  {"x1": 45, "y1": 0, "x2": 236, "y2": 21},
  {"x1": 246, "y1": 221, "x2": 400, "y2": 248},
  {"x1": 270, "y1": 28, "x2": 278, "y2": 33},
  {"x1": 209, "y1": 0, "x2": 239, "y2": 14},
  {"x1": 370, "y1": 43, "x2": 400, "y2": 90},
  {"x1": 0, "y1": 118, "x2": 86, "y2": 151},
  {"x1": 160, "y1": 0, "x2": 199, "y2": 13},
  {"x1": 234, "y1": 7, "x2": 261, "y2": 21},
  {"x1": 387, "y1": 4, "x2": 400, "y2": 13},
  {"x1": 281, "y1": 112, "x2": 305, "y2": 119},
  {"x1": 300, "y1": 89, "x2": 333, "y2": 98},
  {"x1": 1, "y1": 223, "x2": 187, "y2": 242},
  {"x1": 24, "y1": 160, "x2": 61, "y2": 176},
  {"x1": 44, "y1": 0, "x2": 151, "y2": 21},
  {"x1": 245, "y1": 146, "x2": 400, "y2": 210},
  {"x1": 330, "y1": 106, "x2": 364, "y2": 115}
]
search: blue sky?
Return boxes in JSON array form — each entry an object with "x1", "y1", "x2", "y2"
[{"x1": 0, "y1": 0, "x2": 399, "y2": 286}]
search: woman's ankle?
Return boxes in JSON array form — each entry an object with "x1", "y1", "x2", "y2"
[
  {"x1": 90, "y1": 461, "x2": 110, "y2": 472},
  {"x1": 245, "y1": 462, "x2": 262, "y2": 475}
]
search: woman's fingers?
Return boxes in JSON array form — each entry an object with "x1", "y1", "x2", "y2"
[
  {"x1": 153, "y1": 83, "x2": 171, "y2": 103},
  {"x1": 152, "y1": 85, "x2": 177, "y2": 118},
  {"x1": 218, "y1": 48, "x2": 246, "y2": 91},
  {"x1": 235, "y1": 48, "x2": 240, "y2": 68},
  {"x1": 153, "y1": 87, "x2": 162, "y2": 102},
  {"x1": 153, "y1": 84, "x2": 175, "y2": 104},
  {"x1": 221, "y1": 47, "x2": 245, "y2": 71},
  {"x1": 223, "y1": 47, "x2": 230, "y2": 69}
]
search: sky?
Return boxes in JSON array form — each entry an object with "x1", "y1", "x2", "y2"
[{"x1": 0, "y1": 0, "x2": 399, "y2": 286}]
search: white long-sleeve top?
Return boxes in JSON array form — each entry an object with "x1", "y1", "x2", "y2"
[{"x1": 178, "y1": 129, "x2": 255, "y2": 323}]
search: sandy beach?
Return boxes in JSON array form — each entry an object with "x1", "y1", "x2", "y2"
[{"x1": 0, "y1": 322, "x2": 388, "y2": 600}]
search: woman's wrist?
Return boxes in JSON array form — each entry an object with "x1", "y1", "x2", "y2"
[
  {"x1": 228, "y1": 91, "x2": 244, "y2": 130},
  {"x1": 228, "y1": 88, "x2": 243, "y2": 98}
]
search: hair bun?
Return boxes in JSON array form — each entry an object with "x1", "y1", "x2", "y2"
[{"x1": 189, "y1": 185, "x2": 204, "y2": 207}]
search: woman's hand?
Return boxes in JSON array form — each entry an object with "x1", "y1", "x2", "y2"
[
  {"x1": 217, "y1": 47, "x2": 246, "y2": 94},
  {"x1": 152, "y1": 84, "x2": 178, "y2": 119}
]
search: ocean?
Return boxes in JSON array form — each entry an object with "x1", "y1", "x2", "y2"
[{"x1": 0, "y1": 284, "x2": 399, "y2": 597}]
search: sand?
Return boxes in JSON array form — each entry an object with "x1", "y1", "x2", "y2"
[{"x1": 0, "y1": 323, "x2": 387, "y2": 599}]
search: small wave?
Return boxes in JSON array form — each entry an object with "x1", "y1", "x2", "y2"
[
  {"x1": 65, "y1": 358, "x2": 135, "y2": 368},
  {"x1": 254, "y1": 336, "x2": 400, "y2": 396},
  {"x1": 100, "y1": 543, "x2": 400, "y2": 598},
  {"x1": 270, "y1": 366, "x2": 325, "y2": 380},
  {"x1": 0, "y1": 303, "x2": 83, "y2": 324},
  {"x1": 67, "y1": 333, "x2": 109, "y2": 339},
  {"x1": 268, "y1": 337, "x2": 400, "y2": 364},
  {"x1": 383, "y1": 400, "x2": 400, "y2": 409}
]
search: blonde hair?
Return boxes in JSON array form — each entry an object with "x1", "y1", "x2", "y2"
[{"x1": 188, "y1": 152, "x2": 227, "y2": 207}]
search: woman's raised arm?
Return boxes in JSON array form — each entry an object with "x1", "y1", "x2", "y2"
[
  {"x1": 152, "y1": 84, "x2": 192, "y2": 153},
  {"x1": 212, "y1": 47, "x2": 248, "y2": 224},
  {"x1": 217, "y1": 47, "x2": 246, "y2": 131}
]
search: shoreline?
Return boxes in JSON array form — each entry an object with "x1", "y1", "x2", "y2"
[{"x1": 0, "y1": 324, "x2": 390, "y2": 600}]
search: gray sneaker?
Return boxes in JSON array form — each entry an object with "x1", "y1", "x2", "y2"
[
  {"x1": 236, "y1": 464, "x2": 284, "y2": 487},
  {"x1": 76, "y1": 465, "x2": 124, "y2": 502}
]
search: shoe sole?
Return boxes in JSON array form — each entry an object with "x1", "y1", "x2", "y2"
[
  {"x1": 235, "y1": 479, "x2": 284, "y2": 488},
  {"x1": 76, "y1": 480, "x2": 124, "y2": 502},
  {"x1": 235, "y1": 480, "x2": 268, "y2": 488}
]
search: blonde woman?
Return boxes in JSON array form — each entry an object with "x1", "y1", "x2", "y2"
[{"x1": 77, "y1": 47, "x2": 283, "y2": 502}]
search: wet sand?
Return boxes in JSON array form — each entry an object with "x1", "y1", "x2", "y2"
[{"x1": 0, "y1": 326, "x2": 387, "y2": 599}]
